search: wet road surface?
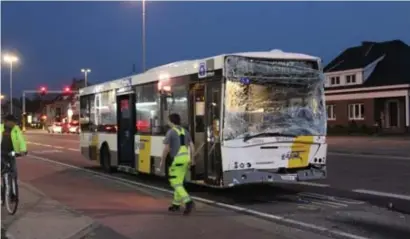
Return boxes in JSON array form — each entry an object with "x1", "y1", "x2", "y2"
[{"x1": 3, "y1": 132, "x2": 408, "y2": 239}]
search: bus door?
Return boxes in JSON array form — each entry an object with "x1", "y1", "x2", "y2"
[
  {"x1": 189, "y1": 83, "x2": 206, "y2": 180},
  {"x1": 204, "y1": 81, "x2": 223, "y2": 185},
  {"x1": 116, "y1": 93, "x2": 136, "y2": 168}
]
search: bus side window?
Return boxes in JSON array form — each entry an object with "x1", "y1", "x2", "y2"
[
  {"x1": 80, "y1": 95, "x2": 92, "y2": 132},
  {"x1": 161, "y1": 83, "x2": 189, "y2": 130},
  {"x1": 135, "y1": 83, "x2": 160, "y2": 134}
]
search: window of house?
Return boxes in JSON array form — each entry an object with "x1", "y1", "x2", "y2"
[
  {"x1": 135, "y1": 83, "x2": 160, "y2": 134},
  {"x1": 326, "y1": 105, "x2": 336, "y2": 120},
  {"x1": 330, "y1": 76, "x2": 340, "y2": 85},
  {"x1": 348, "y1": 103, "x2": 364, "y2": 120},
  {"x1": 55, "y1": 108, "x2": 62, "y2": 117},
  {"x1": 346, "y1": 74, "x2": 356, "y2": 84}
]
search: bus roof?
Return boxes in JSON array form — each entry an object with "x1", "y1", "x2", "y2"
[{"x1": 79, "y1": 49, "x2": 320, "y2": 96}]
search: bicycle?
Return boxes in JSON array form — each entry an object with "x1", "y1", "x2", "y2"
[{"x1": 1, "y1": 151, "x2": 24, "y2": 215}]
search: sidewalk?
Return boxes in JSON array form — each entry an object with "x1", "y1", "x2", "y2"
[{"x1": 1, "y1": 182, "x2": 125, "y2": 239}]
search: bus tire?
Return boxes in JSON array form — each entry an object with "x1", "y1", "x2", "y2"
[{"x1": 100, "y1": 144, "x2": 115, "y2": 173}]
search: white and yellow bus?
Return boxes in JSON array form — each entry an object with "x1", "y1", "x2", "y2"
[{"x1": 79, "y1": 49, "x2": 328, "y2": 187}]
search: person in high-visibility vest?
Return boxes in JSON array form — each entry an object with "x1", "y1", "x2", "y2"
[
  {"x1": 160, "y1": 113, "x2": 195, "y2": 215},
  {"x1": 1, "y1": 114, "x2": 27, "y2": 206}
]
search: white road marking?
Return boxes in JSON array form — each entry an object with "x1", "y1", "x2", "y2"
[
  {"x1": 27, "y1": 141, "x2": 53, "y2": 147},
  {"x1": 30, "y1": 149, "x2": 63, "y2": 154},
  {"x1": 352, "y1": 189, "x2": 410, "y2": 201},
  {"x1": 297, "y1": 192, "x2": 364, "y2": 208},
  {"x1": 299, "y1": 192, "x2": 365, "y2": 204},
  {"x1": 299, "y1": 192, "x2": 364, "y2": 205},
  {"x1": 328, "y1": 152, "x2": 409, "y2": 161},
  {"x1": 308, "y1": 200, "x2": 342, "y2": 209},
  {"x1": 50, "y1": 138, "x2": 80, "y2": 143},
  {"x1": 28, "y1": 142, "x2": 80, "y2": 152},
  {"x1": 297, "y1": 182, "x2": 329, "y2": 187},
  {"x1": 26, "y1": 154, "x2": 369, "y2": 239}
]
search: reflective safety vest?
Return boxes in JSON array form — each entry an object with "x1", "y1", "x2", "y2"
[
  {"x1": 0, "y1": 123, "x2": 27, "y2": 153},
  {"x1": 172, "y1": 127, "x2": 189, "y2": 159}
]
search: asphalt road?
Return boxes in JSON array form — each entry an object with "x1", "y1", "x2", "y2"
[
  {"x1": 24, "y1": 132, "x2": 410, "y2": 195},
  {"x1": 326, "y1": 136, "x2": 410, "y2": 158},
  {"x1": 4, "y1": 140, "x2": 336, "y2": 239},
  {"x1": 4, "y1": 132, "x2": 409, "y2": 239}
]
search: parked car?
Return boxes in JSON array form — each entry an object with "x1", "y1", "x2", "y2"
[
  {"x1": 48, "y1": 122, "x2": 62, "y2": 133},
  {"x1": 62, "y1": 122, "x2": 70, "y2": 133},
  {"x1": 68, "y1": 121, "x2": 80, "y2": 134},
  {"x1": 48, "y1": 122, "x2": 70, "y2": 133}
]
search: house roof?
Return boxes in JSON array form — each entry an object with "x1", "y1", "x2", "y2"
[{"x1": 324, "y1": 40, "x2": 410, "y2": 87}]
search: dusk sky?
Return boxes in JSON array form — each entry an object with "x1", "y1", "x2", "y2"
[{"x1": 1, "y1": 1, "x2": 410, "y2": 98}]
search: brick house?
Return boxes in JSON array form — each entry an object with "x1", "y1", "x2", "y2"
[{"x1": 324, "y1": 40, "x2": 410, "y2": 133}]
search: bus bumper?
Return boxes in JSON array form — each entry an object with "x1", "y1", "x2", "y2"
[{"x1": 222, "y1": 166, "x2": 327, "y2": 187}]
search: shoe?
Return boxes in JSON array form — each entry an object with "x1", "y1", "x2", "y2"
[
  {"x1": 183, "y1": 200, "x2": 194, "y2": 215},
  {"x1": 168, "y1": 204, "x2": 180, "y2": 212}
]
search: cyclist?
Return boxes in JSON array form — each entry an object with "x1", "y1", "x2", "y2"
[{"x1": 1, "y1": 114, "x2": 27, "y2": 206}]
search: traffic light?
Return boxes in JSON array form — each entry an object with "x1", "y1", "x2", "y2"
[
  {"x1": 39, "y1": 86, "x2": 47, "y2": 96},
  {"x1": 63, "y1": 86, "x2": 71, "y2": 95}
]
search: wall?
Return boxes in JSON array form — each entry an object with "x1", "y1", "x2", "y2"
[
  {"x1": 328, "y1": 96, "x2": 408, "y2": 132},
  {"x1": 327, "y1": 98, "x2": 375, "y2": 127},
  {"x1": 324, "y1": 68, "x2": 364, "y2": 88},
  {"x1": 374, "y1": 97, "x2": 407, "y2": 132}
]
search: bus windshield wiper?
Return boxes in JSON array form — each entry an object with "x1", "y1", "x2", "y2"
[{"x1": 243, "y1": 132, "x2": 297, "y2": 142}]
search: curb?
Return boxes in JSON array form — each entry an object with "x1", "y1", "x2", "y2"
[{"x1": 63, "y1": 222, "x2": 98, "y2": 239}]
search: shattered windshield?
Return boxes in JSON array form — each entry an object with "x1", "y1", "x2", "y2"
[{"x1": 223, "y1": 55, "x2": 326, "y2": 141}]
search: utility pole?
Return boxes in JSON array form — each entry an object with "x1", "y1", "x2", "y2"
[
  {"x1": 142, "y1": 0, "x2": 146, "y2": 72},
  {"x1": 3, "y1": 54, "x2": 18, "y2": 114}
]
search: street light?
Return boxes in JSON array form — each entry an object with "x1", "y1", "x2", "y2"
[
  {"x1": 3, "y1": 54, "x2": 18, "y2": 114},
  {"x1": 0, "y1": 95, "x2": 5, "y2": 100},
  {"x1": 142, "y1": 0, "x2": 146, "y2": 72},
  {"x1": 81, "y1": 68, "x2": 91, "y2": 87}
]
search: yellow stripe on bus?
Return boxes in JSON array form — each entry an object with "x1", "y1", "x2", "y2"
[
  {"x1": 90, "y1": 133, "x2": 99, "y2": 161},
  {"x1": 138, "y1": 135, "x2": 152, "y2": 174},
  {"x1": 288, "y1": 136, "x2": 314, "y2": 168}
]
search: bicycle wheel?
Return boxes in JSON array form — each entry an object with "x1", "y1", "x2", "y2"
[{"x1": 4, "y1": 173, "x2": 19, "y2": 215}]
